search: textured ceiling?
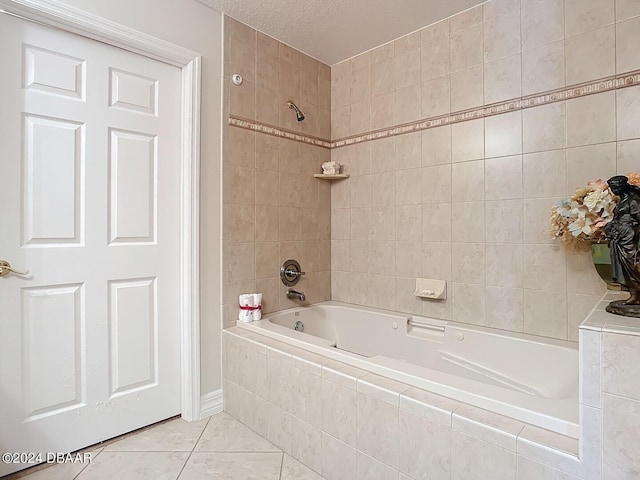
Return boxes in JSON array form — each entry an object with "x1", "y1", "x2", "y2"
[{"x1": 198, "y1": 0, "x2": 486, "y2": 65}]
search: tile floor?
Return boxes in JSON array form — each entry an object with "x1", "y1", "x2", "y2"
[{"x1": 7, "y1": 413, "x2": 327, "y2": 480}]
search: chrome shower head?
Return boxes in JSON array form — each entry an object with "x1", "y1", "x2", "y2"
[{"x1": 286, "y1": 101, "x2": 305, "y2": 121}]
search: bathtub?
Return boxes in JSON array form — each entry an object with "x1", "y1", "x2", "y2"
[{"x1": 239, "y1": 301, "x2": 579, "y2": 438}]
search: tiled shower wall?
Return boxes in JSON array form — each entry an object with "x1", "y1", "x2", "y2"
[
  {"x1": 222, "y1": 17, "x2": 332, "y2": 327},
  {"x1": 330, "y1": 0, "x2": 640, "y2": 341}
]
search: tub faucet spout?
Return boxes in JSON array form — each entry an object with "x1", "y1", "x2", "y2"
[{"x1": 286, "y1": 289, "x2": 306, "y2": 301}]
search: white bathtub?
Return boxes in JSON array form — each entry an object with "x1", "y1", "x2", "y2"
[{"x1": 239, "y1": 301, "x2": 579, "y2": 438}]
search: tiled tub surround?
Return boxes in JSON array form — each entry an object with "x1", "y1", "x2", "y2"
[
  {"x1": 222, "y1": 16, "x2": 332, "y2": 328},
  {"x1": 223, "y1": 318, "x2": 612, "y2": 480},
  {"x1": 329, "y1": 0, "x2": 640, "y2": 342},
  {"x1": 239, "y1": 301, "x2": 579, "y2": 437}
]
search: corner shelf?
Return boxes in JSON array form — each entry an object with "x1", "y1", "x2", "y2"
[{"x1": 313, "y1": 174, "x2": 349, "y2": 180}]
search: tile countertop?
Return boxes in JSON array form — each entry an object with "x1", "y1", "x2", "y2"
[{"x1": 580, "y1": 291, "x2": 640, "y2": 336}]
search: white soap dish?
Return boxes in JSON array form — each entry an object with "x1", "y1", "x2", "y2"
[{"x1": 413, "y1": 278, "x2": 446, "y2": 300}]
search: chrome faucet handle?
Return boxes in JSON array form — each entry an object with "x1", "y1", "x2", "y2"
[{"x1": 285, "y1": 268, "x2": 305, "y2": 277}]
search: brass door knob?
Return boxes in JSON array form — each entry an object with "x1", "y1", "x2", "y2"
[{"x1": 0, "y1": 260, "x2": 29, "y2": 277}]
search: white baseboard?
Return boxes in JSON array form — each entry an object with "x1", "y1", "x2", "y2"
[{"x1": 200, "y1": 388, "x2": 223, "y2": 419}]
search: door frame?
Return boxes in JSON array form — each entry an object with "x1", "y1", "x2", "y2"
[{"x1": 0, "y1": 0, "x2": 203, "y2": 421}]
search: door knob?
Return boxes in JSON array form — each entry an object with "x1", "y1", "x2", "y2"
[{"x1": 0, "y1": 260, "x2": 29, "y2": 277}]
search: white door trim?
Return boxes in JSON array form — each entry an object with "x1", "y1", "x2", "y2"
[{"x1": 0, "y1": 0, "x2": 202, "y2": 421}]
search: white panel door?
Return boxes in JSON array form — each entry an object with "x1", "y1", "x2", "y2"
[{"x1": 0, "y1": 13, "x2": 182, "y2": 475}]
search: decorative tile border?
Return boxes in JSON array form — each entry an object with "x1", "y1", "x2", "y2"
[
  {"x1": 228, "y1": 69, "x2": 640, "y2": 150},
  {"x1": 331, "y1": 68, "x2": 640, "y2": 149},
  {"x1": 228, "y1": 116, "x2": 331, "y2": 149}
]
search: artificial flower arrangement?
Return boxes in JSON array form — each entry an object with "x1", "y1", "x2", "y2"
[{"x1": 550, "y1": 173, "x2": 640, "y2": 252}]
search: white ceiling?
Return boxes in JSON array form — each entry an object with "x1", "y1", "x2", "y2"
[{"x1": 199, "y1": 0, "x2": 486, "y2": 65}]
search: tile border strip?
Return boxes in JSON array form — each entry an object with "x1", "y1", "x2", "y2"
[
  {"x1": 228, "y1": 116, "x2": 332, "y2": 149},
  {"x1": 228, "y1": 69, "x2": 640, "y2": 150}
]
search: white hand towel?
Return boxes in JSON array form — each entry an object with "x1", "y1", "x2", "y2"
[
  {"x1": 238, "y1": 293, "x2": 253, "y2": 322},
  {"x1": 253, "y1": 293, "x2": 263, "y2": 321}
]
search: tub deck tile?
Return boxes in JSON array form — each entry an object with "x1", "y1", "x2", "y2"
[
  {"x1": 452, "y1": 404, "x2": 526, "y2": 452},
  {"x1": 321, "y1": 361, "x2": 369, "y2": 390},
  {"x1": 357, "y1": 373, "x2": 411, "y2": 406},
  {"x1": 399, "y1": 387, "x2": 461, "y2": 426}
]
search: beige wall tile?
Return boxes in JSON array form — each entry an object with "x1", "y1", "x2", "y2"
[
  {"x1": 452, "y1": 201, "x2": 485, "y2": 242},
  {"x1": 452, "y1": 283, "x2": 486, "y2": 325},
  {"x1": 523, "y1": 150, "x2": 567, "y2": 198},
  {"x1": 451, "y1": 65, "x2": 484, "y2": 111},
  {"x1": 395, "y1": 206, "x2": 422, "y2": 241},
  {"x1": 396, "y1": 241, "x2": 422, "y2": 277},
  {"x1": 523, "y1": 197, "x2": 561, "y2": 244},
  {"x1": 395, "y1": 276, "x2": 424, "y2": 314},
  {"x1": 484, "y1": 12, "x2": 521, "y2": 63},
  {"x1": 396, "y1": 169, "x2": 422, "y2": 205},
  {"x1": 485, "y1": 199, "x2": 523, "y2": 243},
  {"x1": 255, "y1": 205, "x2": 278, "y2": 242},
  {"x1": 372, "y1": 58, "x2": 394, "y2": 97},
  {"x1": 371, "y1": 206, "x2": 396, "y2": 241},
  {"x1": 257, "y1": 50, "x2": 278, "y2": 92},
  {"x1": 321, "y1": 432, "x2": 356, "y2": 480},
  {"x1": 350, "y1": 99, "x2": 371, "y2": 135},
  {"x1": 617, "y1": 85, "x2": 640, "y2": 140},
  {"x1": 350, "y1": 51, "x2": 371, "y2": 73},
  {"x1": 371, "y1": 137, "x2": 396, "y2": 172},
  {"x1": 521, "y1": 0, "x2": 565, "y2": 51},
  {"x1": 421, "y1": 76, "x2": 451, "y2": 117},
  {"x1": 255, "y1": 242, "x2": 279, "y2": 278},
  {"x1": 523, "y1": 102, "x2": 566, "y2": 153},
  {"x1": 616, "y1": 0, "x2": 640, "y2": 20},
  {"x1": 371, "y1": 42, "x2": 394, "y2": 64},
  {"x1": 452, "y1": 242, "x2": 486, "y2": 284},
  {"x1": 371, "y1": 172, "x2": 396, "y2": 206},
  {"x1": 565, "y1": 0, "x2": 615, "y2": 37},
  {"x1": 566, "y1": 250, "x2": 606, "y2": 295},
  {"x1": 357, "y1": 451, "x2": 398, "y2": 480},
  {"x1": 422, "y1": 126, "x2": 452, "y2": 166},
  {"x1": 602, "y1": 333, "x2": 640, "y2": 400},
  {"x1": 394, "y1": 48, "x2": 422, "y2": 90},
  {"x1": 371, "y1": 93, "x2": 395, "y2": 130},
  {"x1": 350, "y1": 67, "x2": 371, "y2": 104},
  {"x1": 517, "y1": 456, "x2": 582, "y2": 480},
  {"x1": 394, "y1": 84, "x2": 422, "y2": 125},
  {"x1": 486, "y1": 286, "x2": 525, "y2": 331},
  {"x1": 485, "y1": 111, "x2": 523, "y2": 158},
  {"x1": 523, "y1": 244, "x2": 566, "y2": 292},
  {"x1": 450, "y1": 6, "x2": 483, "y2": 33},
  {"x1": 350, "y1": 208, "x2": 371, "y2": 241},
  {"x1": 422, "y1": 164, "x2": 452, "y2": 204},
  {"x1": 395, "y1": 132, "x2": 422, "y2": 170},
  {"x1": 452, "y1": 160, "x2": 485, "y2": 202},
  {"x1": 452, "y1": 119, "x2": 485, "y2": 162},
  {"x1": 524, "y1": 290, "x2": 567, "y2": 338},
  {"x1": 522, "y1": 41, "x2": 565, "y2": 96},
  {"x1": 617, "y1": 138, "x2": 640, "y2": 173},
  {"x1": 451, "y1": 24, "x2": 483, "y2": 72},
  {"x1": 567, "y1": 293, "x2": 600, "y2": 341},
  {"x1": 484, "y1": 53, "x2": 522, "y2": 104},
  {"x1": 485, "y1": 155, "x2": 523, "y2": 200},
  {"x1": 356, "y1": 393, "x2": 399, "y2": 469},
  {"x1": 565, "y1": 26, "x2": 615, "y2": 85},
  {"x1": 603, "y1": 393, "x2": 640, "y2": 480},
  {"x1": 422, "y1": 203, "x2": 452, "y2": 242},
  {"x1": 486, "y1": 243, "x2": 523, "y2": 288},
  {"x1": 566, "y1": 91, "x2": 616, "y2": 147},
  {"x1": 399, "y1": 410, "x2": 451, "y2": 479},
  {"x1": 421, "y1": 20, "x2": 450, "y2": 81},
  {"x1": 483, "y1": 0, "x2": 520, "y2": 20},
  {"x1": 291, "y1": 417, "x2": 322, "y2": 473},
  {"x1": 566, "y1": 143, "x2": 617, "y2": 192},
  {"x1": 422, "y1": 241, "x2": 452, "y2": 281},
  {"x1": 394, "y1": 31, "x2": 421, "y2": 55}
]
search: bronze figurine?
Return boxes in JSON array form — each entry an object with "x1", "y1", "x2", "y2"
[{"x1": 605, "y1": 175, "x2": 640, "y2": 317}]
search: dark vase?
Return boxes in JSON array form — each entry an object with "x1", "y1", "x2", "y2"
[{"x1": 591, "y1": 241, "x2": 621, "y2": 290}]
